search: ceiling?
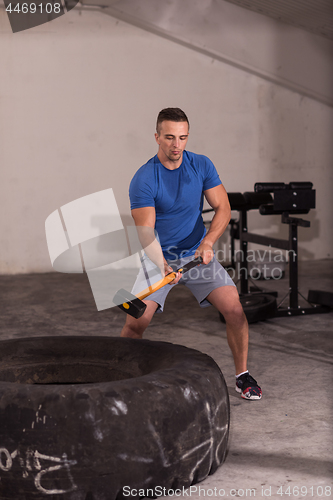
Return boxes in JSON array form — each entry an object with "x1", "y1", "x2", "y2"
[
  {"x1": 2, "y1": 0, "x2": 331, "y2": 41},
  {"x1": 223, "y1": 0, "x2": 333, "y2": 40},
  {"x1": 77, "y1": 0, "x2": 333, "y2": 41}
]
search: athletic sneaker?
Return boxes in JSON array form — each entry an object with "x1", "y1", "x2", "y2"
[{"x1": 235, "y1": 373, "x2": 262, "y2": 400}]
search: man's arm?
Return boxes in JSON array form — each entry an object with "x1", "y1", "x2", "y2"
[
  {"x1": 196, "y1": 184, "x2": 231, "y2": 264},
  {"x1": 131, "y1": 207, "x2": 181, "y2": 280}
]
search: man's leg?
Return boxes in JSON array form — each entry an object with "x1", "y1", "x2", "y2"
[
  {"x1": 120, "y1": 300, "x2": 158, "y2": 339},
  {"x1": 206, "y1": 285, "x2": 262, "y2": 400},
  {"x1": 206, "y1": 286, "x2": 248, "y2": 375}
]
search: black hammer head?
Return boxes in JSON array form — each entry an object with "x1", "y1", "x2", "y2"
[{"x1": 113, "y1": 288, "x2": 147, "y2": 319}]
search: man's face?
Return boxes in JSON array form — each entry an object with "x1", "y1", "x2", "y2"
[{"x1": 155, "y1": 121, "x2": 189, "y2": 163}]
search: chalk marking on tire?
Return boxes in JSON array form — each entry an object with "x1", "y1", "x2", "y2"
[
  {"x1": 0, "y1": 447, "x2": 78, "y2": 495},
  {"x1": 118, "y1": 453, "x2": 153, "y2": 464},
  {"x1": 148, "y1": 421, "x2": 171, "y2": 467}
]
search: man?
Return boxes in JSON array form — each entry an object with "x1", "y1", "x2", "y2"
[{"x1": 121, "y1": 108, "x2": 262, "y2": 400}]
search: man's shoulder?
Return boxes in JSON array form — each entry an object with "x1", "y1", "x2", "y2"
[
  {"x1": 184, "y1": 151, "x2": 214, "y2": 169},
  {"x1": 139, "y1": 155, "x2": 157, "y2": 170},
  {"x1": 185, "y1": 150, "x2": 212, "y2": 163},
  {"x1": 184, "y1": 151, "x2": 220, "y2": 188},
  {"x1": 129, "y1": 156, "x2": 158, "y2": 206},
  {"x1": 132, "y1": 155, "x2": 156, "y2": 180}
]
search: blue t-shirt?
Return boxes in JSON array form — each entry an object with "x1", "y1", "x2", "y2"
[{"x1": 129, "y1": 151, "x2": 221, "y2": 260}]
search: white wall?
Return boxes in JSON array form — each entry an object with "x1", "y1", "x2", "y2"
[
  {"x1": 0, "y1": 4, "x2": 332, "y2": 273},
  {"x1": 101, "y1": 0, "x2": 333, "y2": 106}
]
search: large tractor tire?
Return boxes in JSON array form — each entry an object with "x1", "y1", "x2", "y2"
[{"x1": 0, "y1": 336, "x2": 230, "y2": 500}]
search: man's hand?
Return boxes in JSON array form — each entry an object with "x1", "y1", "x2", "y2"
[
  {"x1": 195, "y1": 242, "x2": 214, "y2": 265},
  {"x1": 163, "y1": 261, "x2": 182, "y2": 285}
]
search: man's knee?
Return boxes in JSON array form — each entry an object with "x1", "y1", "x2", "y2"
[
  {"x1": 121, "y1": 323, "x2": 144, "y2": 339},
  {"x1": 221, "y1": 297, "x2": 246, "y2": 326},
  {"x1": 121, "y1": 315, "x2": 150, "y2": 339},
  {"x1": 120, "y1": 300, "x2": 157, "y2": 339}
]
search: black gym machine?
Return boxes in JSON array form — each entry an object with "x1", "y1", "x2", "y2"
[{"x1": 203, "y1": 182, "x2": 331, "y2": 323}]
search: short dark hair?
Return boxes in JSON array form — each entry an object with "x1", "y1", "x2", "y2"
[{"x1": 156, "y1": 108, "x2": 189, "y2": 134}]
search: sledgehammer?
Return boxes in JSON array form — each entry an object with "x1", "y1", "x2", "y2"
[{"x1": 114, "y1": 256, "x2": 203, "y2": 319}]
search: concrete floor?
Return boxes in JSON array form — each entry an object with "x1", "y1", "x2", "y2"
[{"x1": 0, "y1": 259, "x2": 332, "y2": 499}]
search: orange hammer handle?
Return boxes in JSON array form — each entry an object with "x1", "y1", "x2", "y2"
[
  {"x1": 135, "y1": 256, "x2": 203, "y2": 302},
  {"x1": 136, "y1": 272, "x2": 177, "y2": 301}
]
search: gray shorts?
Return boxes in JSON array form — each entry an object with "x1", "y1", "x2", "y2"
[{"x1": 132, "y1": 254, "x2": 236, "y2": 313}]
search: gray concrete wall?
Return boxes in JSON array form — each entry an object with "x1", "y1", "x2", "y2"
[
  {"x1": 0, "y1": 3, "x2": 332, "y2": 273},
  {"x1": 103, "y1": 0, "x2": 333, "y2": 106}
]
